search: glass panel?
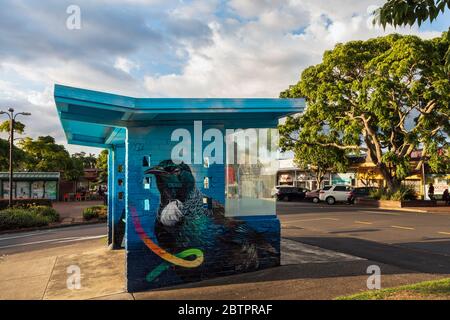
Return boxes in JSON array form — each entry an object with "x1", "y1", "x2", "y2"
[
  {"x1": 225, "y1": 129, "x2": 279, "y2": 217},
  {"x1": 44, "y1": 181, "x2": 57, "y2": 200},
  {"x1": 31, "y1": 181, "x2": 45, "y2": 198},
  {"x1": 2, "y1": 181, "x2": 16, "y2": 199},
  {"x1": 16, "y1": 181, "x2": 30, "y2": 199}
]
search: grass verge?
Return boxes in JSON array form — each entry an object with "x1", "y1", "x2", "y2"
[{"x1": 336, "y1": 278, "x2": 450, "y2": 300}]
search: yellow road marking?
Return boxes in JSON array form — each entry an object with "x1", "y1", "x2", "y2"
[
  {"x1": 438, "y1": 232, "x2": 450, "y2": 236},
  {"x1": 391, "y1": 225, "x2": 415, "y2": 230},
  {"x1": 354, "y1": 221, "x2": 373, "y2": 225}
]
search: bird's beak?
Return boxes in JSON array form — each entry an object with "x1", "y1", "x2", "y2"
[{"x1": 145, "y1": 166, "x2": 168, "y2": 175}]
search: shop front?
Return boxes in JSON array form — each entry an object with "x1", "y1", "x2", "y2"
[{"x1": 0, "y1": 172, "x2": 60, "y2": 200}]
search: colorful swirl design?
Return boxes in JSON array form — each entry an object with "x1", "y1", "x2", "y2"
[{"x1": 130, "y1": 207, "x2": 204, "y2": 280}]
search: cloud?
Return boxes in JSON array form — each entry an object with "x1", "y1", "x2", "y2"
[{"x1": 0, "y1": 0, "x2": 448, "y2": 154}]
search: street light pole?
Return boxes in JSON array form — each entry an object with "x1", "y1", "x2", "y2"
[
  {"x1": 9, "y1": 108, "x2": 14, "y2": 208},
  {"x1": 0, "y1": 108, "x2": 31, "y2": 207}
]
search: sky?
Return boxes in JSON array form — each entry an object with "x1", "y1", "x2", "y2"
[{"x1": 0, "y1": 0, "x2": 449, "y2": 155}]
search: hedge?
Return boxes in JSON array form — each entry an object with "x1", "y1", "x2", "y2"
[
  {"x1": 83, "y1": 205, "x2": 107, "y2": 221},
  {"x1": 0, "y1": 206, "x2": 59, "y2": 231},
  {"x1": 0, "y1": 199, "x2": 53, "y2": 210}
]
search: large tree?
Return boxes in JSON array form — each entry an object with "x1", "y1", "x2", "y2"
[
  {"x1": 279, "y1": 126, "x2": 349, "y2": 188},
  {"x1": 280, "y1": 34, "x2": 450, "y2": 191},
  {"x1": 72, "y1": 152, "x2": 98, "y2": 169},
  {"x1": 19, "y1": 136, "x2": 84, "y2": 181}
]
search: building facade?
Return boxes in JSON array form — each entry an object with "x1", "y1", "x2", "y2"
[{"x1": 0, "y1": 172, "x2": 60, "y2": 200}]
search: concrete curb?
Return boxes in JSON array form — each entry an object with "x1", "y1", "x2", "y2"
[
  {"x1": 0, "y1": 220, "x2": 106, "y2": 236},
  {"x1": 373, "y1": 207, "x2": 450, "y2": 214}
]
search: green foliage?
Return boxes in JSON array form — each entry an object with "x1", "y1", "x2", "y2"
[
  {"x1": 19, "y1": 136, "x2": 84, "y2": 181},
  {"x1": 375, "y1": 1, "x2": 450, "y2": 71},
  {"x1": 390, "y1": 185, "x2": 418, "y2": 200},
  {"x1": 83, "y1": 205, "x2": 107, "y2": 221},
  {"x1": 96, "y1": 149, "x2": 109, "y2": 184},
  {"x1": 0, "y1": 137, "x2": 27, "y2": 171},
  {"x1": 72, "y1": 152, "x2": 98, "y2": 169},
  {"x1": 0, "y1": 206, "x2": 57, "y2": 231},
  {"x1": 27, "y1": 205, "x2": 60, "y2": 222},
  {"x1": 0, "y1": 120, "x2": 25, "y2": 134},
  {"x1": 369, "y1": 185, "x2": 417, "y2": 200},
  {"x1": 280, "y1": 33, "x2": 450, "y2": 191},
  {"x1": 279, "y1": 116, "x2": 349, "y2": 185},
  {"x1": 337, "y1": 277, "x2": 450, "y2": 300},
  {"x1": 375, "y1": 0, "x2": 450, "y2": 28},
  {"x1": 0, "y1": 198, "x2": 53, "y2": 210}
]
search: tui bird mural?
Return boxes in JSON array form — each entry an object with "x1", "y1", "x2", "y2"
[{"x1": 143, "y1": 159, "x2": 278, "y2": 282}]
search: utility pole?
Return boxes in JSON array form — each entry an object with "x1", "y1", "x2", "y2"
[{"x1": 0, "y1": 108, "x2": 31, "y2": 207}]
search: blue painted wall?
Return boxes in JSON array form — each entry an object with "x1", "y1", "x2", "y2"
[
  {"x1": 124, "y1": 125, "x2": 280, "y2": 292},
  {"x1": 112, "y1": 144, "x2": 126, "y2": 248},
  {"x1": 107, "y1": 148, "x2": 113, "y2": 246}
]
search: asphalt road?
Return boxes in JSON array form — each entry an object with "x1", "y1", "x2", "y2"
[
  {"x1": 278, "y1": 201, "x2": 450, "y2": 274},
  {"x1": 2, "y1": 202, "x2": 450, "y2": 275},
  {"x1": 0, "y1": 223, "x2": 107, "y2": 255}
]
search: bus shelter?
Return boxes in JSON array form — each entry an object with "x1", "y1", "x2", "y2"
[{"x1": 54, "y1": 84, "x2": 304, "y2": 292}]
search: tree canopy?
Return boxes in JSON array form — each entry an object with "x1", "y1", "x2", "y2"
[
  {"x1": 280, "y1": 142, "x2": 348, "y2": 188},
  {"x1": 375, "y1": 0, "x2": 450, "y2": 28},
  {"x1": 0, "y1": 138, "x2": 27, "y2": 171},
  {"x1": 19, "y1": 136, "x2": 84, "y2": 181},
  {"x1": 96, "y1": 149, "x2": 109, "y2": 184},
  {"x1": 0, "y1": 120, "x2": 26, "y2": 135},
  {"x1": 280, "y1": 33, "x2": 450, "y2": 191},
  {"x1": 376, "y1": 1, "x2": 450, "y2": 68}
]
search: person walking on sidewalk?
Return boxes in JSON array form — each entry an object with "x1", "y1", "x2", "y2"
[
  {"x1": 443, "y1": 188, "x2": 449, "y2": 205},
  {"x1": 428, "y1": 183, "x2": 435, "y2": 201}
]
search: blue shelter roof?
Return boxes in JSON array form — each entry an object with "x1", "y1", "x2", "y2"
[{"x1": 54, "y1": 84, "x2": 305, "y2": 148}]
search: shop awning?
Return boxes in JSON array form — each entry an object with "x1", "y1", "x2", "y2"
[{"x1": 0, "y1": 172, "x2": 60, "y2": 180}]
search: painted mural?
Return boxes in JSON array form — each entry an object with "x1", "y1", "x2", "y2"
[{"x1": 130, "y1": 159, "x2": 279, "y2": 286}]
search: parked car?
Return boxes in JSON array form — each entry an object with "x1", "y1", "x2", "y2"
[
  {"x1": 276, "y1": 186, "x2": 308, "y2": 201},
  {"x1": 351, "y1": 187, "x2": 379, "y2": 201},
  {"x1": 319, "y1": 185, "x2": 353, "y2": 205},
  {"x1": 305, "y1": 189, "x2": 320, "y2": 203}
]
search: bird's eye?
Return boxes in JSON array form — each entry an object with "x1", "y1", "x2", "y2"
[{"x1": 165, "y1": 166, "x2": 180, "y2": 174}]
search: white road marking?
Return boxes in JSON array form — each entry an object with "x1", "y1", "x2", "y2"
[
  {"x1": 0, "y1": 229, "x2": 57, "y2": 241},
  {"x1": 391, "y1": 225, "x2": 415, "y2": 230},
  {"x1": 0, "y1": 235, "x2": 105, "y2": 249},
  {"x1": 54, "y1": 235, "x2": 106, "y2": 244}
]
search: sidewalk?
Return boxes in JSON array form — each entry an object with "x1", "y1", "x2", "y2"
[
  {"x1": 53, "y1": 200, "x2": 104, "y2": 224},
  {"x1": 1, "y1": 237, "x2": 448, "y2": 300}
]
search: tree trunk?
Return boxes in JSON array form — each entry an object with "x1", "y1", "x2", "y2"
[{"x1": 378, "y1": 163, "x2": 401, "y2": 191}]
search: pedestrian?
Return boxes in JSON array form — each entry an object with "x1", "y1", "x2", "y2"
[
  {"x1": 443, "y1": 188, "x2": 449, "y2": 205},
  {"x1": 428, "y1": 183, "x2": 435, "y2": 201}
]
